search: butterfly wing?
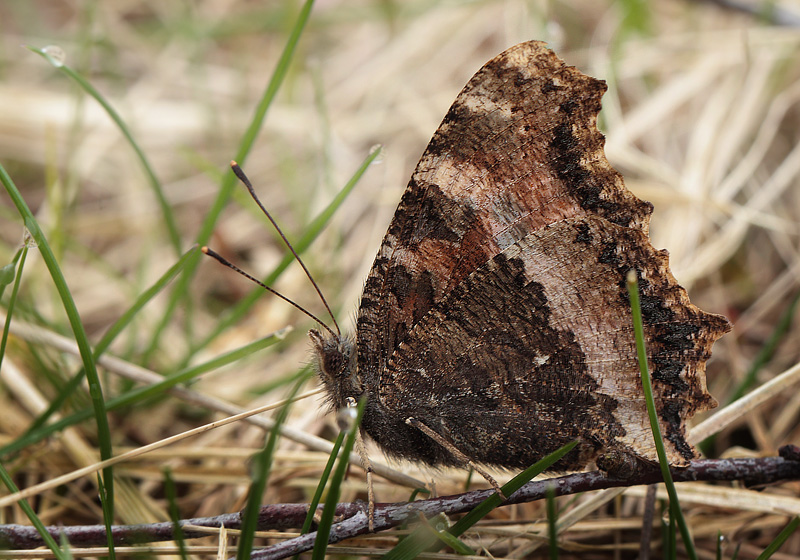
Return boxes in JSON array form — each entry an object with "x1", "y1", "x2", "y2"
[
  {"x1": 355, "y1": 41, "x2": 729, "y2": 468},
  {"x1": 378, "y1": 216, "x2": 729, "y2": 468}
]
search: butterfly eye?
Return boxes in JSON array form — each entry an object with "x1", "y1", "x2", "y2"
[{"x1": 323, "y1": 350, "x2": 344, "y2": 379}]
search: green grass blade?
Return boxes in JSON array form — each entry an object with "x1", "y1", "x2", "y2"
[
  {"x1": 192, "y1": 145, "x2": 382, "y2": 356},
  {"x1": 617, "y1": 0, "x2": 652, "y2": 37},
  {"x1": 142, "y1": 0, "x2": 315, "y2": 363},
  {"x1": 311, "y1": 396, "x2": 367, "y2": 560},
  {"x1": 161, "y1": 0, "x2": 316, "y2": 367},
  {"x1": 463, "y1": 468, "x2": 474, "y2": 491},
  {"x1": 24, "y1": 247, "x2": 199, "y2": 436},
  {"x1": 164, "y1": 468, "x2": 189, "y2": 560},
  {"x1": 57, "y1": 531, "x2": 73, "y2": 560},
  {"x1": 200, "y1": 147, "x2": 381, "y2": 352},
  {"x1": 300, "y1": 431, "x2": 345, "y2": 535},
  {"x1": 667, "y1": 501, "x2": 676, "y2": 559},
  {"x1": 0, "y1": 255, "x2": 18, "y2": 300},
  {"x1": 383, "y1": 440, "x2": 578, "y2": 560},
  {"x1": 252, "y1": 366, "x2": 310, "y2": 397},
  {"x1": 626, "y1": 271, "x2": 696, "y2": 560},
  {"x1": 27, "y1": 46, "x2": 182, "y2": 256},
  {"x1": 547, "y1": 484, "x2": 559, "y2": 560},
  {"x1": 228, "y1": 0, "x2": 317, "y2": 173},
  {"x1": 0, "y1": 162, "x2": 116, "y2": 521},
  {"x1": 701, "y1": 289, "x2": 800, "y2": 456},
  {"x1": 96, "y1": 474, "x2": 116, "y2": 560},
  {"x1": 115, "y1": 244, "x2": 202, "y2": 370},
  {"x1": 0, "y1": 329, "x2": 287, "y2": 458},
  {"x1": 424, "y1": 518, "x2": 476, "y2": 556},
  {"x1": 0, "y1": 460, "x2": 69, "y2": 560},
  {"x1": 755, "y1": 516, "x2": 800, "y2": 560},
  {"x1": 449, "y1": 440, "x2": 577, "y2": 539},
  {"x1": 236, "y1": 374, "x2": 311, "y2": 560},
  {"x1": 95, "y1": 246, "x2": 200, "y2": 357},
  {"x1": 0, "y1": 247, "x2": 27, "y2": 374},
  {"x1": 407, "y1": 487, "x2": 431, "y2": 501},
  {"x1": 730, "y1": 289, "x2": 799, "y2": 404}
]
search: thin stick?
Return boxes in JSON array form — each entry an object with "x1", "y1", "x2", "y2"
[
  {"x1": 638, "y1": 484, "x2": 657, "y2": 560},
  {"x1": 354, "y1": 431, "x2": 376, "y2": 532},
  {"x1": 230, "y1": 161, "x2": 341, "y2": 336},
  {"x1": 6, "y1": 452, "x2": 799, "y2": 552},
  {"x1": 0, "y1": 389, "x2": 323, "y2": 509}
]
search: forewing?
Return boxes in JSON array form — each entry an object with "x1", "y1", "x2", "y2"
[{"x1": 356, "y1": 41, "x2": 653, "y2": 387}]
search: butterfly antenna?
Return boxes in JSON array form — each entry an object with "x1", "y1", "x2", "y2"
[
  {"x1": 229, "y1": 161, "x2": 341, "y2": 337},
  {"x1": 201, "y1": 246, "x2": 338, "y2": 340}
]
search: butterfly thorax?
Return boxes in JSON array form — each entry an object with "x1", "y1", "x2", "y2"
[{"x1": 309, "y1": 329, "x2": 362, "y2": 409}]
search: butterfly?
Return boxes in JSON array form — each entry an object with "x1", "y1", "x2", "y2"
[{"x1": 309, "y1": 41, "x2": 730, "y2": 482}]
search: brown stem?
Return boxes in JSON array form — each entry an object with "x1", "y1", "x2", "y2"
[{"x1": 1, "y1": 448, "x2": 798, "y2": 557}]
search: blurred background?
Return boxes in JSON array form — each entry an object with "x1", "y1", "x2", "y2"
[{"x1": 1, "y1": 0, "x2": 799, "y2": 557}]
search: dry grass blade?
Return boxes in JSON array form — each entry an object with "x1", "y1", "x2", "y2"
[{"x1": 1, "y1": 1, "x2": 799, "y2": 558}]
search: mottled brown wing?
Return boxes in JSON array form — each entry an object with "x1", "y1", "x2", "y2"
[
  {"x1": 356, "y1": 41, "x2": 653, "y2": 390},
  {"x1": 378, "y1": 216, "x2": 730, "y2": 468}
]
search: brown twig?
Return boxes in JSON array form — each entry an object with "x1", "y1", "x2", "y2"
[
  {"x1": 638, "y1": 484, "x2": 658, "y2": 560},
  {"x1": 2, "y1": 448, "x2": 798, "y2": 557}
]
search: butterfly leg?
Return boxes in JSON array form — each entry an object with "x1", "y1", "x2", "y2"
[
  {"x1": 354, "y1": 429, "x2": 376, "y2": 531},
  {"x1": 405, "y1": 417, "x2": 507, "y2": 499}
]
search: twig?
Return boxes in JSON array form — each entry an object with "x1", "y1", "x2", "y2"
[
  {"x1": 2, "y1": 448, "x2": 798, "y2": 557},
  {"x1": 638, "y1": 484, "x2": 658, "y2": 560}
]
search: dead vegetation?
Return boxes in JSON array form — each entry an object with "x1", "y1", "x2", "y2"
[{"x1": 0, "y1": 0, "x2": 799, "y2": 558}]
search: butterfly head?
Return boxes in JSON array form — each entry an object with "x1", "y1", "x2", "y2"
[{"x1": 308, "y1": 328, "x2": 360, "y2": 410}]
